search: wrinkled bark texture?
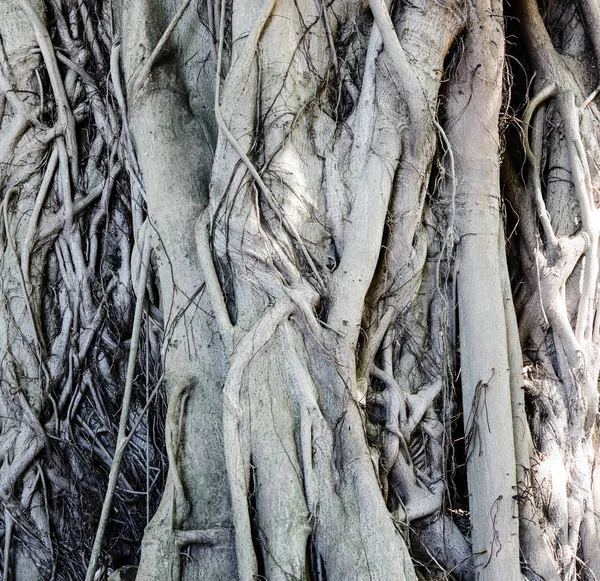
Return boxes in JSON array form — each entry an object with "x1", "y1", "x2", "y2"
[{"x1": 1, "y1": 0, "x2": 600, "y2": 580}]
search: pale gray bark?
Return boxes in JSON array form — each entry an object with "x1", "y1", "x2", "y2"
[{"x1": 1, "y1": 1, "x2": 600, "y2": 580}]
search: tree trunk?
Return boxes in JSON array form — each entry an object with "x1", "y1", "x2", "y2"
[{"x1": 1, "y1": 1, "x2": 600, "y2": 580}]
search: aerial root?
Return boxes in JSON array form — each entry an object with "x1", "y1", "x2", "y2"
[
  {"x1": 222, "y1": 299, "x2": 295, "y2": 581},
  {"x1": 367, "y1": 0, "x2": 418, "y2": 116},
  {"x1": 14, "y1": 0, "x2": 78, "y2": 175},
  {"x1": 523, "y1": 83, "x2": 558, "y2": 251},
  {"x1": 2, "y1": 189, "x2": 50, "y2": 386},
  {"x1": 1, "y1": 0, "x2": 161, "y2": 576},
  {"x1": 213, "y1": 0, "x2": 325, "y2": 292},
  {"x1": 558, "y1": 92, "x2": 600, "y2": 342},
  {"x1": 369, "y1": 368, "x2": 444, "y2": 521},
  {"x1": 165, "y1": 379, "x2": 195, "y2": 525},
  {"x1": 2, "y1": 509, "x2": 13, "y2": 581},
  {"x1": 85, "y1": 229, "x2": 151, "y2": 581},
  {"x1": 129, "y1": 0, "x2": 193, "y2": 96},
  {"x1": 194, "y1": 210, "x2": 234, "y2": 349}
]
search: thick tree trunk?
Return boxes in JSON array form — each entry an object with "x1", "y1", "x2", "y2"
[
  {"x1": 442, "y1": 3, "x2": 520, "y2": 578},
  {"x1": 2, "y1": 1, "x2": 600, "y2": 580}
]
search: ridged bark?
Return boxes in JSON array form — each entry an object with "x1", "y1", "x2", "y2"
[{"x1": 1, "y1": 1, "x2": 600, "y2": 580}]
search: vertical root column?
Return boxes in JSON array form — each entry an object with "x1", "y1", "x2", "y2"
[{"x1": 443, "y1": 1, "x2": 521, "y2": 578}]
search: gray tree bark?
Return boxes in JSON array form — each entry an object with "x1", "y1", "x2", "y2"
[{"x1": 0, "y1": 1, "x2": 600, "y2": 580}]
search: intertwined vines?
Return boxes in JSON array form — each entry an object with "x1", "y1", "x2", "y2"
[
  {"x1": 503, "y1": 1, "x2": 600, "y2": 577},
  {"x1": 3, "y1": 1, "x2": 600, "y2": 580},
  {"x1": 0, "y1": 1, "x2": 166, "y2": 578}
]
